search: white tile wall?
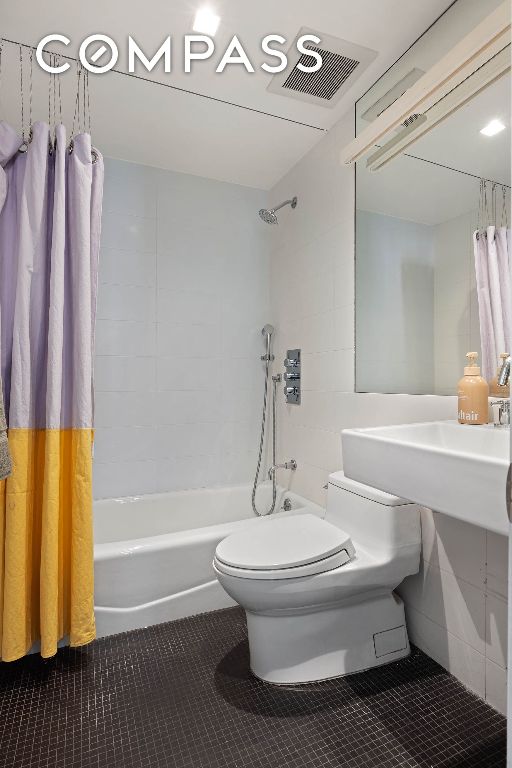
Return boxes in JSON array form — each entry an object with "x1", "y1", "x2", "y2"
[
  {"x1": 268, "y1": 112, "x2": 455, "y2": 508},
  {"x1": 398, "y1": 511, "x2": 508, "y2": 714},
  {"x1": 94, "y1": 158, "x2": 270, "y2": 499},
  {"x1": 268, "y1": 109, "x2": 508, "y2": 713}
]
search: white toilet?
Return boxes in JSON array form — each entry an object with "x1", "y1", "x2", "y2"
[{"x1": 213, "y1": 471, "x2": 421, "y2": 685}]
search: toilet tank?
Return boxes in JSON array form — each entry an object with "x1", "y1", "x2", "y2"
[{"x1": 327, "y1": 471, "x2": 421, "y2": 552}]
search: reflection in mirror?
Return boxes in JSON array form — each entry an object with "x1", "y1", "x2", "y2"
[{"x1": 356, "y1": 70, "x2": 511, "y2": 395}]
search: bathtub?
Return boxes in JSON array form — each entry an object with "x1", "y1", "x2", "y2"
[{"x1": 94, "y1": 483, "x2": 324, "y2": 638}]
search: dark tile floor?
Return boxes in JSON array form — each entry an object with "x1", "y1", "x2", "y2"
[{"x1": 0, "y1": 607, "x2": 506, "y2": 768}]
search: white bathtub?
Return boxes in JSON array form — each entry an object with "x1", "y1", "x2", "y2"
[{"x1": 94, "y1": 483, "x2": 324, "y2": 638}]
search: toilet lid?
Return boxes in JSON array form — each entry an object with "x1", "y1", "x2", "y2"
[{"x1": 215, "y1": 514, "x2": 355, "y2": 573}]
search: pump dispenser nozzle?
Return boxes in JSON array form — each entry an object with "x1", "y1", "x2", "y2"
[{"x1": 464, "y1": 352, "x2": 480, "y2": 376}]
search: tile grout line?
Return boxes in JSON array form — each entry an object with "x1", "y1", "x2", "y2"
[{"x1": 404, "y1": 601, "x2": 486, "y2": 663}]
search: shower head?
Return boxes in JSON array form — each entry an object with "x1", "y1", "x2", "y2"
[
  {"x1": 259, "y1": 208, "x2": 279, "y2": 225},
  {"x1": 262, "y1": 324, "x2": 274, "y2": 337},
  {"x1": 259, "y1": 197, "x2": 297, "y2": 225}
]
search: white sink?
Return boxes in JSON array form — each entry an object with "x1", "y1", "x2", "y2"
[{"x1": 342, "y1": 420, "x2": 510, "y2": 535}]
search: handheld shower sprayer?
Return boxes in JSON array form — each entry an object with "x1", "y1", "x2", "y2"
[
  {"x1": 252, "y1": 324, "x2": 296, "y2": 516},
  {"x1": 261, "y1": 324, "x2": 275, "y2": 362},
  {"x1": 252, "y1": 325, "x2": 277, "y2": 516}
]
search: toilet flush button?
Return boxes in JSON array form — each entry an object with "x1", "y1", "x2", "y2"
[{"x1": 373, "y1": 626, "x2": 408, "y2": 658}]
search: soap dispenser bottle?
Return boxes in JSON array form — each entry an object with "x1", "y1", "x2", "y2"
[
  {"x1": 458, "y1": 352, "x2": 489, "y2": 424},
  {"x1": 489, "y1": 352, "x2": 510, "y2": 397}
]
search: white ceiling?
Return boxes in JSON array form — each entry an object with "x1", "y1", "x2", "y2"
[
  {"x1": 357, "y1": 72, "x2": 511, "y2": 226},
  {"x1": 0, "y1": 0, "x2": 455, "y2": 189}
]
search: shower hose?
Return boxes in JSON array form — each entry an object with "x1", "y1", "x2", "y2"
[{"x1": 251, "y1": 357, "x2": 278, "y2": 516}]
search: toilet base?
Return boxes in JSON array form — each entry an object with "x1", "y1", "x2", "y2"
[{"x1": 246, "y1": 591, "x2": 410, "y2": 684}]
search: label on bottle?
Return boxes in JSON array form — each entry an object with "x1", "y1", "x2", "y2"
[
  {"x1": 458, "y1": 386, "x2": 488, "y2": 425},
  {"x1": 458, "y1": 409, "x2": 481, "y2": 422}
]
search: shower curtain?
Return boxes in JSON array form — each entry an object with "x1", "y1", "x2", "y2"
[
  {"x1": 0, "y1": 120, "x2": 103, "y2": 661},
  {"x1": 473, "y1": 226, "x2": 511, "y2": 380}
]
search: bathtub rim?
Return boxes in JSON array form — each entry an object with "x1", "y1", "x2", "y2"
[{"x1": 94, "y1": 485, "x2": 325, "y2": 559}]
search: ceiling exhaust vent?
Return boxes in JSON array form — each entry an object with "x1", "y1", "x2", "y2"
[
  {"x1": 267, "y1": 28, "x2": 377, "y2": 109},
  {"x1": 283, "y1": 46, "x2": 360, "y2": 101}
]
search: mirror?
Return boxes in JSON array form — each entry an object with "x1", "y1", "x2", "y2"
[{"x1": 354, "y1": 4, "x2": 511, "y2": 395}]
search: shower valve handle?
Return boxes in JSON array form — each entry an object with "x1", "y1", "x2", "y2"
[
  {"x1": 284, "y1": 357, "x2": 299, "y2": 367},
  {"x1": 283, "y1": 372, "x2": 300, "y2": 381}
]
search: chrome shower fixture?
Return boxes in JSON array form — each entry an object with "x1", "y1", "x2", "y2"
[
  {"x1": 259, "y1": 197, "x2": 298, "y2": 225},
  {"x1": 252, "y1": 324, "x2": 278, "y2": 517},
  {"x1": 261, "y1": 324, "x2": 275, "y2": 362}
]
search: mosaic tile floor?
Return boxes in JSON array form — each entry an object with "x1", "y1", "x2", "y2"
[{"x1": 0, "y1": 607, "x2": 506, "y2": 768}]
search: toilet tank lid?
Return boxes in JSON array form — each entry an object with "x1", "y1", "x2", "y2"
[{"x1": 328, "y1": 471, "x2": 413, "y2": 506}]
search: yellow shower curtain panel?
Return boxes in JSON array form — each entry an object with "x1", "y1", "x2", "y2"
[{"x1": 0, "y1": 430, "x2": 95, "y2": 661}]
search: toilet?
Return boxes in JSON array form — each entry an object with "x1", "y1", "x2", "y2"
[{"x1": 213, "y1": 471, "x2": 421, "y2": 685}]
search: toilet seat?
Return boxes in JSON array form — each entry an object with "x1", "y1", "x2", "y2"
[{"x1": 214, "y1": 513, "x2": 356, "y2": 580}]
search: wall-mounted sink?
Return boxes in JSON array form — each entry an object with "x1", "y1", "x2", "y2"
[{"x1": 342, "y1": 420, "x2": 510, "y2": 535}]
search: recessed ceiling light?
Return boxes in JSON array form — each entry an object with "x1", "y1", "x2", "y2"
[
  {"x1": 480, "y1": 119, "x2": 506, "y2": 137},
  {"x1": 193, "y1": 7, "x2": 221, "y2": 36}
]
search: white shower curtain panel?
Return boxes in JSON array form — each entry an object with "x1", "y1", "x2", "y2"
[{"x1": 473, "y1": 225, "x2": 511, "y2": 381}]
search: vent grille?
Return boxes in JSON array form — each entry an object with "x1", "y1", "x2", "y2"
[
  {"x1": 267, "y1": 29, "x2": 377, "y2": 109},
  {"x1": 283, "y1": 46, "x2": 360, "y2": 101},
  {"x1": 402, "y1": 113, "x2": 422, "y2": 128}
]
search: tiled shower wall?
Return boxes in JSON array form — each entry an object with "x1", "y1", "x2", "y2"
[
  {"x1": 269, "y1": 110, "x2": 507, "y2": 714},
  {"x1": 93, "y1": 159, "x2": 270, "y2": 499}
]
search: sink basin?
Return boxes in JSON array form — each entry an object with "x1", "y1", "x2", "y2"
[{"x1": 342, "y1": 420, "x2": 510, "y2": 535}]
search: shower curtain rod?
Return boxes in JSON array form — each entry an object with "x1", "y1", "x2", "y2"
[
  {"x1": 1, "y1": 37, "x2": 327, "y2": 133},
  {"x1": 403, "y1": 151, "x2": 511, "y2": 190}
]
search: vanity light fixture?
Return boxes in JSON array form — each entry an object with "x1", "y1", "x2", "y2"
[
  {"x1": 365, "y1": 46, "x2": 510, "y2": 172},
  {"x1": 193, "y1": 7, "x2": 221, "y2": 36},
  {"x1": 340, "y1": 1, "x2": 511, "y2": 166},
  {"x1": 480, "y1": 118, "x2": 506, "y2": 136}
]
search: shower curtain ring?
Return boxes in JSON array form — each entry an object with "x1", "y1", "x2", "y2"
[
  {"x1": 18, "y1": 127, "x2": 33, "y2": 153},
  {"x1": 68, "y1": 140, "x2": 98, "y2": 164}
]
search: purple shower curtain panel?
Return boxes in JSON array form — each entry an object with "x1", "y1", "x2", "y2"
[
  {"x1": 474, "y1": 226, "x2": 511, "y2": 381},
  {"x1": 0, "y1": 120, "x2": 104, "y2": 427}
]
